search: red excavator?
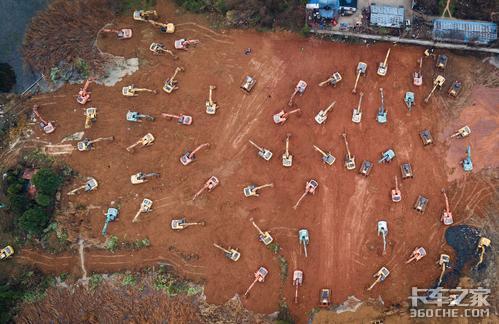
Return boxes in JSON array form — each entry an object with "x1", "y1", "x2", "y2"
[
  {"x1": 244, "y1": 267, "x2": 269, "y2": 298},
  {"x1": 32, "y1": 105, "x2": 55, "y2": 134},
  {"x1": 441, "y1": 189, "x2": 454, "y2": 225},
  {"x1": 175, "y1": 39, "x2": 200, "y2": 50},
  {"x1": 76, "y1": 78, "x2": 93, "y2": 105},
  {"x1": 161, "y1": 113, "x2": 192, "y2": 125},
  {"x1": 273, "y1": 108, "x2": 301, "y2": 125},
  {"x1": 192, "y1": 176, "x2": 219, "y2": 201},
  {"x1": 180, "y1": 143, "x2": 210, "y2": 165},
  {"x1": 101, "y1": 28, "x2": 133, "y2": 39}
]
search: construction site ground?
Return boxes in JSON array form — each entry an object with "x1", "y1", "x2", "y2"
[{"x1": 15, "y1": 1, "x2": 498, "y2": 322}]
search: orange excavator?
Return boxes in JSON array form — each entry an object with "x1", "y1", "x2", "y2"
[
  {"x1": 293, "y1": 180, "x2": 318, "y2": 209},
  {"x1": 244, "y1": 267, "x2": 269, "y2": 298},
  {"x1": 175, "y1": 39, "x2": 200, "y2": 50},
  {"x1": 32, "y1": 105, "x2": 55, "y2": 134},
  {"x1": 76, "y1": 78, "x2": 94, "y2": 105},
  {"x1": 441, "y1": 189, "x2": 453, "y2": 225},
  {"x1": 101, "y1": 28, "x2": 133, "y2": 39},
  {"x1": 192, "y1": 176, "x2": 219, "y2": 201},
  {"x1": 273, "y1": 108, "x2": 301, "y2": 125}
]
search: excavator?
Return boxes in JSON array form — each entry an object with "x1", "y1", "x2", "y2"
[
  {"x1": 126, "y1": 133, "x2": 155, "y2": 152},
  {"x1": 450, "y1": 125, "x2": 471, "y2": 139},
  {"x1": 319, "y1": 289, "x2": 331, "y2": 307},
  {"x1": 205, "y1": 85, "x2": 218, "y2": 114},
  {"x1": 67, "y1": 178, "x2": 98, "y2": 195},
  {"x1": 436, "y1": 254, "x2": 450, "y2": 287},
  {"x1": 273, "y1": 108, "x2": 301, "y2": 125},
  {"x1": 132, "y1": 198, "x2": 153, "y2": 223},
  {"x1": 414, "y1": 195, "x2": 429, "y2": 214},
  {"x1": 163, "y1": 67, "x2": 184, "y2": 93},
  {"x1": 378, "y1": 149, "x2": 395, "y2": 164},
  {"x1": 0, "y1": 245, "x2": 14, "y2": 260},
  {"x1": 148, "y1": 20, "x2": 175, "y2": 33},
  {"x1": 341, "y1": 132, "x2": 355, "y2": 170},
  {"x1": 126, "y1": 111, "x2": 155, "y2": 122},
  {"x1": 192, "y1": 176, "x2": 219, "y2": 201},
  {"x1": 249, "y1": 140, "x2": 273, "y2": 161},
  {"x1": 241, "y1": 76, "x2": 256, "y2": 93},
  {"x1": 130, "y1": 172, "x2": 160, "y2": 184},
  {"x1": 359, "y1": 160, "x2": 373, "y2": 177},
  {"x1": 213, "y1": 243, "x2": 240, "y2": 261},
  {"x1": 298, "y1": 229, "x2": 309, "y2": 257},
  {"x1": 244, "y1": 266, "x2": 269, "y2": 298},
  {"x1": 377, "y1": 88, "x2": 387, "y2": 124},
  {"x1": 171, "y1": 218, "x2": 205, "y2": 230},
  {"x1": 180, "y1": 143, "x2": 210, "y2": 165},
  {"x1": 84, "y1": 107, "x2": 97, "y2": 129},
  {"x1": 101, "y1": 28, "x2": 133, "y2": 39},
  {"x1": 441, "y1": 189, "x2": 454, "y2": 225},
  {"x1": 243, "y1": 183, "x2": 273, "y2": 197},
  {"x1": 436, "y1": 54, "x2": 448, "y2": 70},
  {"x1": 319, "y1": 72, "x2": 342, "y2": 87},
  {"x1": 404, "y1": 92, "x2": 415, "y2": 111},
  {"x1": 161, "y1": 113, "x2": 192, "y2": 125},
  {"x1": 174, "y1": 39, "x2": 199, "y2": 50},
  {"x1": 391, "y1": 176, "x2": 401, "y2": 202},
  {"x1": 149, "y1": 42, "x2": 177, "y2": 58},
  {"x1": 424, "y1": 75, "x2": 445, "y2": 103},
  {"x1": 367, "y1": 267, "x2": 390, "y2": 291},
  {"x1": 102, "y1": 207, "x2": 118, "y2": 236},
  {"x1": 352, "y1": 62, "x2": 367, "y2": 94},
  {"x1": 314, "y1": 101, "x2": 336, "y2": 124},
  {"x1": 250, "y1": 218, "x2": 273, "y2": 245},
  {"x1": 400, "y1": 162, "x2": 414, "y2": 179},
  {"x1": 461, "y1": 145, "x2": 473, "y2": 172},
  {"x1": 420, "y1": 129, "x2": 433, "y2": 146},
  {"x1": 293, "y1": 180, "x2": 318, "y2": 210},
  {"x1": 475, "y1": 237, "x2": 491, "y2": 268},
  {"x1": 351, "y1": 92, "x2": 363, "y2": 123},
  {"x1": 282, "y1": 134, "x2": 293, "y2": 167},
  {"x1": 288, "y1": 80, "x2": 308, "y2": 107},
  {"x1": 77, "y1": 136, "x2": 114, "y2": 151},
  {"x1": 448, "y1": 80, "x2": 462, "y2": 98},
  {"x1": 377, "y1": 48, "x2": 391, "y2": 77},
  {"x1": 32, "y1": 105, "x2": 55, "y2": 134},
  {"x1": 293, "y1": 270, "x2": 304, "y2": 304},
  {"x1": 122, "y1": 85, "x2": 156, "y2": 97},
  {"x1": 133, "y1": 10, "x2": 158, "y2": 21},
  {"x1": 313, "y1": 145, "x2": 336, "y2": 166},
  {"x1": 413, "y1": 58, "x2": 423, "y2": 86},
  {"x1": 406, "y1": 247, "x2": 427, "y2": 264},
  {"x1": 77, "y1": 78, "x2": 93, "y2": 104},
  {"x1": 377, "y1": 221, "x2": 388, "y2": 255}
]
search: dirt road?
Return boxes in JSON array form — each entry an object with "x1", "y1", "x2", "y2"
[{"x1": 20, "y1": 1, "x2": 498, "y2": 322}]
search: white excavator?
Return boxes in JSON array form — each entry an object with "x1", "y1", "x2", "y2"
[
  {"x1": 163, "y1": 67, "x2": 184, "y2": 93},
  {"x1": 352, "y1": 62, "x2": 367, "y2": 94},
  {"x1": 351, "y1": 92, "x2": 363, "y2": 124},
  {"x1": 126, "y1": 133, "x2": 155, "y2": 152},
  {"x1": 405, "y1": 247, "x2": 427, "y2": 264},
  {"x1": 282, "y1": 133, "x2": 293, "y2": 167},
  {"x1": 319, "y1": 72, "x2": 342, "y2": 87},
  {"x1": 171, "y1": 218, "x2": 205, "y2": 230},
  {"x1": 67, "y1": 178, "x2": 98, "y2": 195},
  {"x1": 441, "y1": 189, "x2": 453, "y2": 225},
  {"x1": 132, "y1": 198, "x2": 153, "y2": 223},
  {"x1": 413, "y1": 58, "x2": 423, "y2": 86},
  {"x1": 248, "y1": 140, "x2": 273, "y2": 161},
  {"x1": 130, "y1": 172, "x2": 160, "y2": 184},
  {"x1": 288, "y1": 80, "x2": 307, "y2": 106},
  {"x1": 377, "y1": 48, "x2": 391, "y2": 77},
  {"x1": 149, "y1": 42, "x2": 177, "y2": 59},
  {"x1": 314, "y1": 101, "x2": 336, "y2": 124},
  {"x1": 213, "y1": 243, "x2": 241, "y2": 261},
  {"x1": 367, "y1": 267, "x2": 390, "y2": 291},
  {"x1": 313, "y1": 145, "x2": 336, "y2": 166},
  {"x1": 77, "y1": 136, "x2": 114, "y2": 151},
  {"x1": 243, "y1": 183, "x2": 274, "y2": 197},
  {"x1": 122, "y1": 85, "x2": 157, "y2": 97},
  {"x1": 341, "y1": 131, "x2": 355, "y2": 170},
  {"x1": 205, "y1": 85, "x2": 218, "y2": 114},
  {"x1": 101, "y1": 27, "x2": 133, "y2": 39},
  {"x1": 293, "y1": 270, "x2": 304, "y2": 304}
]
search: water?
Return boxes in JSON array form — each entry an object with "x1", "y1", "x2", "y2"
[{"x1": 0, "y1": 0, "x2": 49, "y2": 93}]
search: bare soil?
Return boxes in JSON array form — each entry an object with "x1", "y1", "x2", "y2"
[{"x1": 16, "y1": 1, "x2": 498, "y2": 323}]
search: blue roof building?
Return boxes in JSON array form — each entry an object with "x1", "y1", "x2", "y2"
[
  {"x1": 432, "y1": 19, "x2": 497, "y2": 45},
  {"x1": 370, "y1": 5, "x2": 405, "y2": 28},
  {"x1": 307, "y1": 0, "x2": 340, "y2": 20}
]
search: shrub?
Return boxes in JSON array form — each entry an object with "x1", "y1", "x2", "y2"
[
  {"x1": 32, "y1": 168, "x2": 62, "y2": 195},
  {"x1": 35, "y1": 193, "x2": 52, "y2": 207},
  {"x1": 106, "y1": 235, "x2": 119, "y2": 252},
  {"x1": 89, "y1": 274, "x2": 103, "y2": 290},
  {"x1": 122, "y1": 274, "x2": 137, "y2": 286},
  {"x1": 18, "y1": 207, "x2": 50, "y2": 235},
  {"x1": 8, "y1": 194, "x2": 30, "y2": 215}
]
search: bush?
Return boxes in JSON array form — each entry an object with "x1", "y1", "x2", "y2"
[
  {"x1": 0, "y1": 63, "x2": 16, "y2": 93},
  {"x1": 18, "y1": 207, "x2": 50, "y2": 235},
  {"x1": 35, "y1": 193, "x2": 52, "y2": 207},
  {"x1": 89, "y1": 274, "x2": 103, "y2": 290},
  {"x1": 8, "y1": 194, "x2": 30, "y2": 215},
  {"x1": 32, "y1": 168, "x2": 62, "y2": 195},
  {"x1": 122, "y1": 274, "x2": 137, "y2": 286},
  {"x1": 106, "y1": 235, "x2": 119, "y2": 252}
]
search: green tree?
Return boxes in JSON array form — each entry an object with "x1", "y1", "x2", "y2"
[
  {"x1": 32, "y1": 168, "x2": 62, "y2": 195},
  {"x1": 8, "y1": 194, "x2": 30, "y2": 216},
  {"x1": 18, "y1": 207, "x2": 50, "y2": 235},
  {"x1": 35, "y1": 193, "x2": 52, "y2": 207}
]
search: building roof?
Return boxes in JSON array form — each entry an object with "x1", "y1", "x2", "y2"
[
  {"x1": 339, "y1": 0, "x2": 357, "y2": 9},
  {"x1": 432, "y1": 19, "x2": 497, "y2": 45},
  {"x1": 370, "y1": 5, "x2": 405, "y2": 28},
  {"x1": 308, "y1": 0, "x2": 340, "y2": 19}
]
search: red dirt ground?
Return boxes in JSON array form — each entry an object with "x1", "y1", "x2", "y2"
[{"x1": 17, "y1": 2, "x2": 498, "y2": 322}]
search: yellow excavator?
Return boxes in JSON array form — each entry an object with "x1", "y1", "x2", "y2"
[
  {"x1": 424, "y1": 75, "x2": 445, "y2": 103},
  {"x1": 122, "y1": 85, "x2": 157, "y2": 97},
  {"x1": 163, "y1": 67, "x2": 184, "y2": 93},
  {"x1": 148, "y1": 20, "x2": 175, "y2": 34},
  {"x1": 476, "y1": 237, "x2": 491, "y2": 268},
  {"x1": 84, "y1": 107, "x2": 97, "y2": 129}
]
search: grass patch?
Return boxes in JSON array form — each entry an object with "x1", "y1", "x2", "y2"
[
  {"x1": 105, "y1": 235, "x2": 119, "y2": 252},
  {"x1": 276, "y1": 299, "x2": 295, "y2": 324},
  {"x1": 89, "y1": 274, "x2": 103, "y2": 290},
  {"x1": 122, "y1": 274, "x2": 137, "y2": 286},
  {"x1": 278, "y1": 255, "x2": 288, "y2": 282},
  {"x1": 267, "y1": 242, "x2": 280, "y2": 254}
]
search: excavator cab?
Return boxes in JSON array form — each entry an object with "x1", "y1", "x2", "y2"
[
  {"x1": 462, "y1": 145, "x2": 473, "y2": 172},
  {"x1": 213, "y1": 243, "x2": 241, "y2": 262},
  {"x1": 406, "y1": 247, "x2": 427, "y2": 264},
  {"x1": 126, "y1": 111, "x2": 155, "y2": 122},
  {"x1": 378, "y1": 149, "x2": 395, "y2": 164},
  {"x1": 414, "y1": 195, "x2": 429, "y2": 213},
  {"x1": 404, "y1": 92, "x2": 415, "y2": 111},
  {"x1": 0, "y1": 245, "x2": 14, "y2": 260},
  {"x1": 451, "y1": 126, "x2": 471, "y2": 139},
  {"x1": 419, "y1": 129, "x2": 433, "y2": 146},
  {"x1": 241, "y1": 76, "x2": 256, "y2": 93},
  {"x1": 319, "y1": 289, "x2": 331, "y2": 307},
  {"x1": 171, "y1": 218, "x2": 205, "y2": 230},
  {"x1": 85, "y1": 178, "x2": 98, "y2": 192},
  {"x1": 84, "y1": 107, "x2": 97, "y2": 129},
  {"x1": 448, "y1": 81, "x2": 462, "y2": 98},
  {"x1": 359, "y1": 160, "x2": 373, "y2": 177},
  {"x1": 436, "y1": 54, "x2": 448, "y2": 70},
  {"x1": 130, "y1": 172, "x2": 160, "y2": 184},
  {"x1": 400, "y1": 162, "x2": 414, "y2": 179},
  {"x1": 77, "y1": 138, "x2": 92, "y2": 151}
]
